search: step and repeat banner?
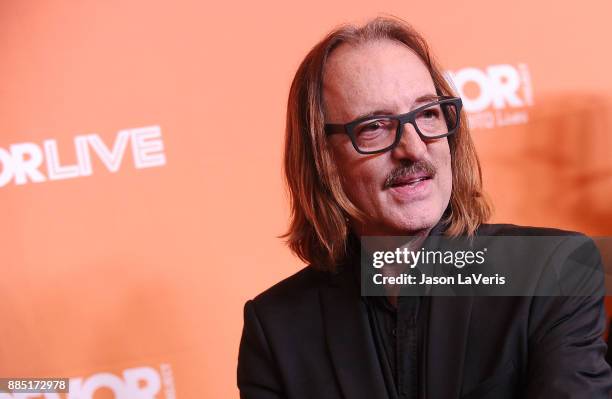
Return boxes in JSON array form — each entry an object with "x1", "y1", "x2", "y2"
[{"x1": 1, "y1": 1, "x2": 611, "y2": 398}]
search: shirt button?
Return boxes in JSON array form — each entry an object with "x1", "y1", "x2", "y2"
[{"x1": 393, "y1": 327, "x2": 406, "y2": 336}]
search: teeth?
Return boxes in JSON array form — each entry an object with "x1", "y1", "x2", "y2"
[{"x1": 391, "y1": 176, "x2": 429, "y2": 187}]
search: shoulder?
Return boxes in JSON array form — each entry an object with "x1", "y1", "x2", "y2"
[
  {"x1": 475, "y1": 222, "x2": 586, "y2": 237},
  {"x1": 475, "y1": 222, "x2": 600, "y2": 267},
  {"x1": 478, "y1": 223, "x2": 604, "y2": 294},
  {"x1": 247, "y1": 264, "x2": 333, "y2": 316}
]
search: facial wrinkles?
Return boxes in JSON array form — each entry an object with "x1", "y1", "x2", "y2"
[{"x1": 330, "y1": 77, "x2": 434, "y2": 124}]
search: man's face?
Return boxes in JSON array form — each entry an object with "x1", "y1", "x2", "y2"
[{"x1": 323, "y1": 40, "x2": 452, "y2": 236}]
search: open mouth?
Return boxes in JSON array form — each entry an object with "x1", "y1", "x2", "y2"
[{"x1": 390, "y1": 175, "x2": 432, "y2": 188}]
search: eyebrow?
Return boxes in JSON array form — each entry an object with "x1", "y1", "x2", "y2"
[{"x1": 351, "y1": 93, "x2": 441, "y2": 121}]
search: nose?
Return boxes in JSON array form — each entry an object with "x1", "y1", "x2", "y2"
[{"x1": 391, "y1": 122, "x2": 428, "y2": 161}]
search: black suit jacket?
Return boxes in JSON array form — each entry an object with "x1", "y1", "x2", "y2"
[{"x1": 238, "y1": 224, "x2": 612, "y2": 398}]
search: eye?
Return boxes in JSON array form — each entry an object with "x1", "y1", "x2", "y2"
[
  {"x1": 362, "y1": 120, "x2": 384, "y2": 131},
  {"x1": 421, "y1": 109, "x2": 441, "y2": 119},
  {"x1": 357, "y1": 119, "x2": 394, "y2": 133}
]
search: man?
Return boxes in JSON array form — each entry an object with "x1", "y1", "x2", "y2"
[{"x1": 237, "y1": 17, "x2": 612, "y2": 398}]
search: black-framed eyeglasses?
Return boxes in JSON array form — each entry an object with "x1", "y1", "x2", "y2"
[{"x1": 324, "y1": 96, "x2": 462, "y2": 154}]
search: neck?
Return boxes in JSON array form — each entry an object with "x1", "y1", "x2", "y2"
[{"x1": 350, "y1": 226, "x2": 434, "y2": 304}]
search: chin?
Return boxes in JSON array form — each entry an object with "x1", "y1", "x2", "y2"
[
  {"x1": 384, "y1": 208, "x2": 443, "y2": 235},
  {"x1": 393, "y1": 221, "x2": 435, "y2": 235}
]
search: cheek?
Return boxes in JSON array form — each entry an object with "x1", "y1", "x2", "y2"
[
  {"x1": 329, "y1": 142, "x2": 384, "y2": 204},
  {"x1": 340, "y1": 162, "x2": 382, "y2": 201},
  {"x1": 344, "y1": 168, "x2": 380, "y2": 200}
]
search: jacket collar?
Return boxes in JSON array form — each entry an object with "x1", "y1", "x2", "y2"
[{"x1": 319, "y1": 268, "x2": 390, "y2": 399}]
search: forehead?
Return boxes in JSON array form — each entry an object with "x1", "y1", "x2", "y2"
[{"x1": 322, "y1": 39, "x2": 436, "y2": 121}]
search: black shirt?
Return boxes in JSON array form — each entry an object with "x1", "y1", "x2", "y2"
[
  {"x1": 354, "y1": 217, "x2": 449, "y2": 399},
  {"x1": 364, "y1": 295, "x2": 430, "y2": 399}
]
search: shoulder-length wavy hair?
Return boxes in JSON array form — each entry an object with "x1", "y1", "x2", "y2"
[{"x1": 282, "y1": 16, "x2": 491, "y2": 271}]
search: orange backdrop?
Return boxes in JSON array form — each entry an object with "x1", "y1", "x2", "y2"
[{"x1": 1, "y1": 1, "x2": 611, "y2": 398}]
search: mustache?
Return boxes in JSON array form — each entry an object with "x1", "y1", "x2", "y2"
[{"x1": 384, "y1": 160, "x2": 437, "y2": 189}]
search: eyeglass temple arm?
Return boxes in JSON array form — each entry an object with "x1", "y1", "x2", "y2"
[{"x1": 324, "y1": 124, "x2": 346, "y2": 135}]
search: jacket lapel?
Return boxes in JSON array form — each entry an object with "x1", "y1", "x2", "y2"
[
  {"x1": 426, "y1": 295, "x2": 473, "y2": 399},
  {"x1": 319, "y1": 267, "x2": 389, "y2": 399}
]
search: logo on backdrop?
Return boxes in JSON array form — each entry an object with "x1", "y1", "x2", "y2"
[
  {"x1": 446, "y1": 64, "x2": 533, "y2": 130},
  {"x1": 0, "y1": 125, "x2": 166, "y2": 188},
  {"x1": 0, "y1": 364, "x2": 176, "y2": 399}
]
